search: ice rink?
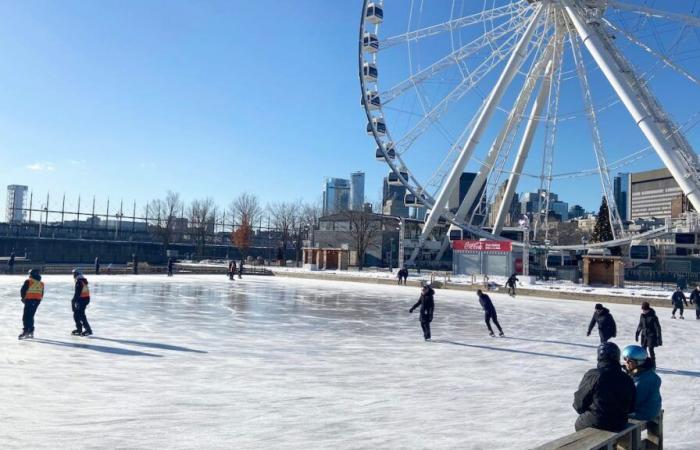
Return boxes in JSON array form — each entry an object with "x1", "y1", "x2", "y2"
[{"x1": 1, "y1": 274, "x2": 699, "y2": 449}]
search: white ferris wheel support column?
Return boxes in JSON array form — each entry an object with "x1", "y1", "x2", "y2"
[
  {"x1": 562, "y1": 1, "x2": 700, "y2": 214},
  {"x1": 407, "y1": 3, "x2": 546, "y2": 265},
  {"x1": 493, "y1": 58, "x2": 556, "y2": 235}
]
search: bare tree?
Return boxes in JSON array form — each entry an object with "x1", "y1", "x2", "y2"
[
  {"x1": 268, "y1": 201, "x2": 299, "y2": 266},
  {"x1": 145, "y1": 191, "x2": 183, "y2": 253},
  {"x1": 340, "y1": 210, "x2": 382, "y2": 271},
  {"x1": 189, "y1": 197, "x2": 217, "y2": 257},
  {"x1": 229, "y1": 192, "x2": 263, "y2": 228}
]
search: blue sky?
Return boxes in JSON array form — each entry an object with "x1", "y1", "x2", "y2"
[{"x1": 0, "y1": 0, "x2": 698, "y2": 219}]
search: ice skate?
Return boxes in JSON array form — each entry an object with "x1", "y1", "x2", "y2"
[
  {"x1": 25, "y1": 331, "x2": 33, "y2": 339},
  {"x1": 679, "y1": 316, "x2": 685, "y2": 320},
  {"x1": 18, "y1": 331, "x2": 27, "y2": 340},
  {"x1": 489, "y1": 331, "x2": 495, "y2": 337},
  {"x1": 71, "y1": 329, "x2": 82, "y2": 336},
  {"x1": 671, "y1": 315, "x2": 676, "y2": 319},
  {"x1": 82, "y1": 330, "x2": 93, "y2": 336},
  {"x1": 499, "y1": 331, "x2": 505, "y2": 337}
]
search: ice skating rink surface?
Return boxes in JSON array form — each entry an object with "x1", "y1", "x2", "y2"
[{"x1": 1, "y1": 274, "x2": 698, "y2": 449}]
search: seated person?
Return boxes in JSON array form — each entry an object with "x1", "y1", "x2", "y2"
[
  {"x1": 573, "y1": 342, "x2": 636, "y2": 432},
  {"x1": 622, "y1": 345, "x2": 662, "y2": 421}
]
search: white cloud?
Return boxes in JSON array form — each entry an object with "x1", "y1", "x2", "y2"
[
  {"x1": 69, "y1": 159, "x2": 86, "y2": 166},
  {"x1": 25, "y1": 162, "x2": 56, "y2": 172}
]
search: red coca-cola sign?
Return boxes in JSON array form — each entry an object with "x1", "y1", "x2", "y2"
[{"x1": 452, "y1": 240, "x2": 512, "y2": 252}]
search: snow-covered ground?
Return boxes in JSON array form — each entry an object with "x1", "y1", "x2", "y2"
[{"x1": 1, "y1": 274, "x2": 698, "y2": 449}]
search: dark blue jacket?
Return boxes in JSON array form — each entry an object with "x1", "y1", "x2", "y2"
[
  {"x1": 671, "y1": 291, "x2": 688, "y2": 307},
  {"x1": 478, "y1": 293, "x2": 496, "y2": 314},
  {"x1": 629, "y1": 359, "x2": 662, "y2": 421}
]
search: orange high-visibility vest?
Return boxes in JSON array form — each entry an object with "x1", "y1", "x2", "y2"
[
  {"x1": 78, "y1": 279, "x2": 90, "y2": 299},
  {"x1": 25, "y1": 278, "x2": 44, "y2": 300}
]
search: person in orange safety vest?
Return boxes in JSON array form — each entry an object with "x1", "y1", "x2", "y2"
[
  {"x1": 71, "y1": 269, "x2": 93, "y2": 337},
  {"x1": 19, "y1": 269, "x2": 44, "y2": 340}
]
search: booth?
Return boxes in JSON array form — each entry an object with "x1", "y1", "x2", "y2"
[
  {"x1": 452, "y1": 240, "x2": 513, "y2": 277},
  {"x1": 582, "y1": 255, "x2": 625, "y2": 288}
]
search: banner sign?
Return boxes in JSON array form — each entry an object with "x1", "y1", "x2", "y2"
[{"x1": 452, "y1": 240, "x2": 512, "y2": 253}]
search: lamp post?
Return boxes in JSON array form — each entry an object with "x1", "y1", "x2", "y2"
[
  {"x1": 518, "y1": 215, "x2": 530, "y2": 277},
  {"x1": 38, "y1": 206, "x2": 48, "y2": 238}
]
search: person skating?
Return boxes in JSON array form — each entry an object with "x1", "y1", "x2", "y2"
[
  {"x1": 228, "y1": 260, "x2": 236, "y2": 281},
  {"x1": 94, "y1": 256, "x2": 100, "y2": 275},
  {"x1": 691, "y1": 285, "x2": 700, "y2": 320},
  {"x1": 671, "y1": 287, "x2": 688, "y2": 319},
  {"x1": 132, "y1": 254, "x2": 139, "y2": 275},
  {"x1": 71, "y1": 269, "x2": 93, "y2": 337},
  {"x1": 635, "y1": 302, "x2": 662, "y2": 364},
  {"x1": 573, "y1": 342, "x2": 636, "y2": 432},
  {"x1": 477, "y1": 289, "x2": 504, "y2": 337},
  {"x1": 238, "y1": 259, "x2": 244, "y2": 279},
  {"x1": 505, "y1": 273, "x2": 519, "y2": 297},
  {"x1": 18, "y1": 269, "x2": 44, "y2": 340},
  {"x1": 587, "y1": 303, "x2": 617, "y2": 343},
  {"x1": 622, "y1": 345, "x2": 662, "y2": 421},
  {"x1": 397, "y1": 267, "x2": 408, "y2": 285},
  {"x1": 7, "y1": 250, "x2": 15, "y2": 274},
  {"x1": 167, "y1": 257, "x2": 174, "y2": 277},
  {"x1": 409, "y1": 284, "x2": 435, "y2": 341}
]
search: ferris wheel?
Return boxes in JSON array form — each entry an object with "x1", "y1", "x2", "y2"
[{"x1": 359, "y1": 0, "x2": 700, "y2": 264}]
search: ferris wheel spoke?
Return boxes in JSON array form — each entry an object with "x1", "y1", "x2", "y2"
[
  {"x1": 608, "y1": 1, "x2": 700, "y2": 28},
  {"x1": 378, "y1": 1, "x2": 529, "y2": 51},
  {"x1": 379, "y1": 12, "x2": 531, "y2": 105},
  {"x1": 395, "y1": 28, "x2": 531, "y2": 154},
  {"x1": 602, "y1": 18, "x2": 700, "y2": 85}
]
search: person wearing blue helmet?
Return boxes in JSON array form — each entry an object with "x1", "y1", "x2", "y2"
[{"x1": 622, "y1": 345, "x2": 662, "y2": 421}]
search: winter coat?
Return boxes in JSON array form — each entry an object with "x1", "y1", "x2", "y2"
[
  {"x1": 410, "y1": 287, "x2": 435, "y2": 322},
  {"x1": 671, "y1": 291, "x2": 688, "y2": 307},
  {"x1": 636, "y1": 308, "x2": 662, "y2": 348},
  {"x1": 72, "y1": 277, "x2": 90, "y2": 302},
  {"x1": 690, "y1": 289, "x2": 700, "y2": 309},
  {"x1": 478, "y1": 293, "x2": 497, "y2": 314},
  {"x1": 628, "y1": 359, "x2": 662, "y2": 421},
  {"x1": 20, "y1": 273, "x2": 42, "y2": 299},
  {"x1": 506, "y1": 275, "x2": 518, "y2": 288},
  {"x1": 573, "y1": 360, "x2": 636, "y2": 432},
  {"x1": 587, "y1": 308, "x2": 617, "y2": 341}
]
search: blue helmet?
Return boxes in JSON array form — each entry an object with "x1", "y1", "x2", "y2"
[{"x1": 622, "y1": 345, "x2": 648, "y2": 363}]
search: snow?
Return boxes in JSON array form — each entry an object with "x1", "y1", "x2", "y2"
[{"x1": 1, "y1": 274, "x2": 698, "y2": 449}]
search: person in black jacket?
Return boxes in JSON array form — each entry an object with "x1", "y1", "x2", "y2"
[
  {"x1": 409, "y1": 285, "x2": 435, "y2": 341},
  {"x1": 71, "y1": 269, "x2": 93, "y2": 337},
  {"x1": 691, "y1": 285, "x2": 700, "y2": 320},
  {"x1": 167, "y1": 257, "x2": 174, "y2": 277},
  {"x1": 671, "y1": 287, "x2": 688, "y2": 319},
  {"x1": 573, "y1": 342, "x2": 636, "y2": 432},
  {"x1": 505, "y1": 274, "x2": 519, "y2": 297},
  {"x1": 228, "y1": 260, "x2": 236, "y2": 281},
  {"x1": 477, "y1": 289, "x2": 504, "y2": 337},
  {"x1": 635, "y1": 302, "x2": 662, "y2": 364},
  {"x1": 587, "y1": 303, "x2": 617, "y2": 343},
  {"x1": 94, "y1": 256, "x2": 100, "y2": 275}
]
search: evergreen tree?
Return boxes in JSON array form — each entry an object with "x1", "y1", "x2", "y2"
[{"x1": 591, "y1": 196, "x2": 614, "y2": 243}]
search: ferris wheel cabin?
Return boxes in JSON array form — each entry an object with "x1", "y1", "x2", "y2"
[
  {"x1": 629, "y1": 240, "x2": 657, "y2": 266},
  {"x1": 362, "y1": 62, "x2": 378, "y2": 83},
  {"x1": 448, "y1": 225, "x2": 463, "y2": 241},
  {"x1": 365, "y1": 3, "x2": 384, "y2": 24},
  {"x1": 362, "y1": 33, "x2": 379, "y2": 53},
  {"x1": 375, "y1": 143, "x2": 395, "y2": 161},
  {"x1": 425, "y1": 211, "x2": 447, "y2": 227},
  {"x1": 362, "y1": 90, "x2": 381, "y2": 110},
  {"x1": 387, "y1": 169, "x2": 408, "y2": 186},
  {"x1": 403, "y1": 192, "x2": 424, "y2": 208},
  {"x1": 367, "y1": 117, "x2": 386, "y2": 136}
]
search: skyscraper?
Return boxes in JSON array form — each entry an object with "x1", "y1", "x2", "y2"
[
  {"x1": 613, "y1": 172, "x2": 630, "y2": 221},
  {"x1": 350, "y1": 171, "x2": 365, "y2": 211},
  {"x1": 382, "y1": 176, "x2": 408, "y2": 217},
  {"x1": 6, "y1": 185, "x2": 28, "y2": 223},
  {"x1": 322, "y1": 178, "x2": 350, "y2": 215}
]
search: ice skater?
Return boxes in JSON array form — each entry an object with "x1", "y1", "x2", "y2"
[
  {"x1": 18, "y1": 269, "x2": 44, "y2": 340},
  {"x1": 409, "y1": 284, "x2": 435, "y2": 341},
  {"x1": 635, "y1": 302, "x2": 662, "y2": 364},
  {"x1": 167, "y1": 257, "x2": 174, "y2": 277},
  {"x1": 71, "y1": 269, "x2": 93, "y2": 336},
  {"x1": 505, "y1": 273, "x2": 519, "y2": 297},
  {"x1": 671, "y1": 287, "x2": 688, "y2": 319},
  {"x1": 692, "y1": 285, "x2": 700, "y2": 320},
  {"x1": 397, "y1": 267, "x2": 408, "y2": 285},
  {"x1": 238, "y1": 259, "x2": 244, "y2": 279},
  {"x1": 586, "y1": 303, "x2": 617, "y2": 343},
  {"x1": 477, "y1": 289, "x2": 504, "y2": 337},
  {"x1": 228, "y1": 260, "x2": 236, "y2": 281}
]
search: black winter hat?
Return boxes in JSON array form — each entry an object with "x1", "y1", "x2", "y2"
[
  {"x1": 597, "y1": 342, "x2": 621, "y2": 363},
  {"x1": 594, "y1": 303, "x2": 604, "y2": 310}
]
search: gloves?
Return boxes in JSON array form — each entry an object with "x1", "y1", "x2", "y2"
[{"x1": 409, "y1": 308, "x2": 414, "y2": 314}]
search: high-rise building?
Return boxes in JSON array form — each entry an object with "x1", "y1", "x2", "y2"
[
  {"x1": 322, "y1": 178, "x2": 350, "y2": 215},
  {"x1": 550, "y1": 200, "x2": 569, "y2": 221},
  {"x1": 629, "y1": 168, "x2": 686, "y2": 219},
  {"x1": 520, "y1": 190, "x2": 558, "y2": 215},
  {"x1": 6, "y1": 185, "x2": 28, "y2": 223},
  {"x1": 568, "y1": 204, "x2": 586, "y2": 219},
  {"x1": 350, "y1": 171, "x2": 365, "y2": 211},
  {"x1": 489, "y1": 181, "x2": 519, "y2": 227},
  {"x1": 613, "y1": 172, "x2": 630, "y2": 221},
  {"x1": 382, "y1": 176, "x2": 408, "y2": 217}
]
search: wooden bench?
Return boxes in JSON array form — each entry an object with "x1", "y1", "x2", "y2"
[{"x1": 533, "y1": 411, "x2": 663, "y2": 450}]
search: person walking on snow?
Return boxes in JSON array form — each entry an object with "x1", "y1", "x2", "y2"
[
  {"x1": 622, "y1": 345, "x2": 662, "y2": 422},
  {"x1": 409, "y1": 284, "x2": 435, "y2": 341},
  {"x1": 671, "y1": 286, "x2": 688, "y2": 319},
  {"x1": 587, "y1": 303, "x2": 617, "y2": 343},
  {"x1": 636, "y1": 302, "x2": 662, "y2": 365},
  {"x1": 71, "y1": 269, "x2": 93, "y2": 336},
  {"x1": 505, "y1": 273, "x2": 519, "y2": 297},
  {"x1": 691, "y1": 285, "x2": 700, "y2": 320},
  {"x1": 18, "y1": 269, "x2": 44, "y2": 340},
  {"x1": 477, "y1": 289, "x2": 504, "y2": 337}
]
